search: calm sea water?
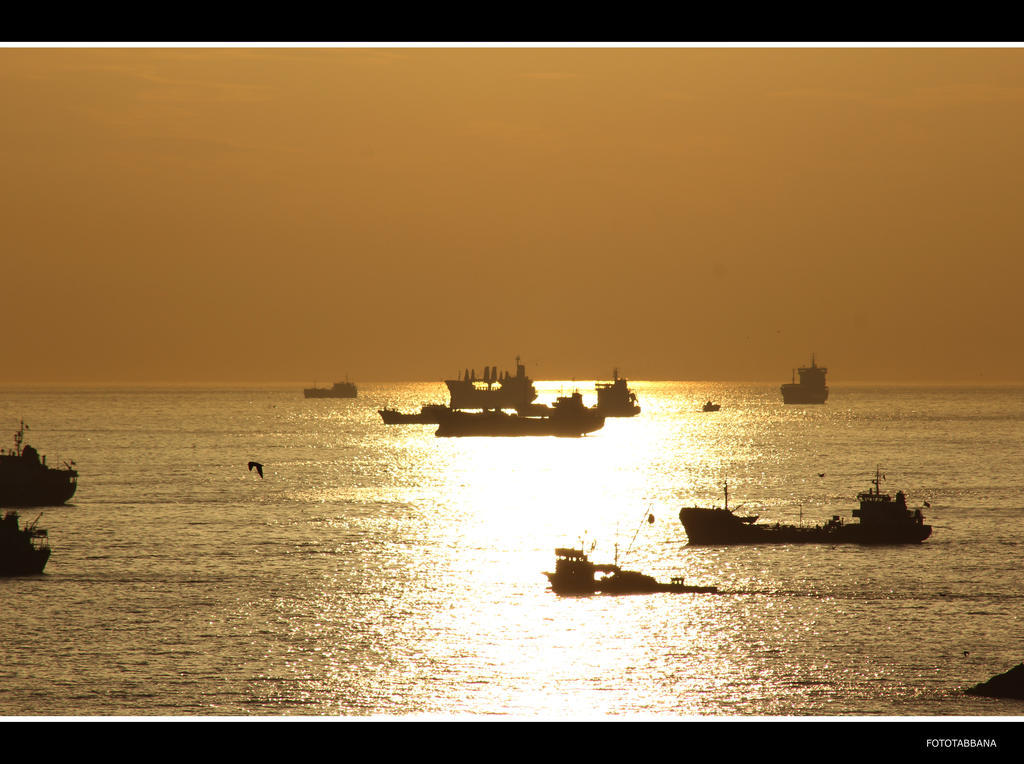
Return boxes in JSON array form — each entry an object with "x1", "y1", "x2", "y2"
[{"x1": 1, "y1": 382, "x2": 1023, "y2": 718}]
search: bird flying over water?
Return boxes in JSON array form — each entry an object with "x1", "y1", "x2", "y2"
[{"x1": 248, "y1": 461, "x2": 264, "y2": 478}]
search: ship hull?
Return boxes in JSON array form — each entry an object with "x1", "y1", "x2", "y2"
[
  {"x1": 679, "y1": 507, "x2": 931, "y2": 545},
  {"x1": 304, "y1": 389, "x2": 356, "y2": 399},
  {"x1": 594, "y1": 577, "x2": 718, "y2": 595},
  {"x1": 0, "y1": 545, "x2": 49, "y2": 575},
  {"x1": 435, "y1": 410, "x2": 604, "y2": 438},
  {"x1": 379, "y1": 407, "x2": 448, "y2": 424},
  {"x1": 544, "y1": 571, "x2": 717, "y2": 596},
  {"x1": 0, "y1": 471, "x2": 77, "y2": 507},
  {"x1": 780, "y1": 384, "x2": 828, "y2": 404}
]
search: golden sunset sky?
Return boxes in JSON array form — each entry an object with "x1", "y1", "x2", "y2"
[{"x1": 3, "y1": 45, "x2": 1023, "y2": 384}]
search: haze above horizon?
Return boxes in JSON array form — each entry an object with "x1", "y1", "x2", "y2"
[{"x1": 4, "y1": 47, "x2": 1024, "y2": 385}]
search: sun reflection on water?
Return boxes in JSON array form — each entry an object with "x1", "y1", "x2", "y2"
[
  {"x1": 5, "y1": 383, "x2": 1021, "y2": 716},
  {"x1": 212, "y1": 381, "x2": 1024, "y2": 716}
]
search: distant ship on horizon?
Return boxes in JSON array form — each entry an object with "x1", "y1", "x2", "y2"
[
  {"x1": 0, "y1": 421, "x2": 78, "y2": 508},
  {"x1": 780, "y1": 354, "x2": 828, "y2": 404},
  {"x1": 593, "y1": 369, "x2": 640, "y2": 417},
  {"x1": 445, "y1": 357, "x2": 538, "y2": 411},
  {"x1": 378, "y1": 404, "x2": 450, "y2": 424},
  {"x1": 304, "y1": 377, "x2": 357, "y2": 399}
]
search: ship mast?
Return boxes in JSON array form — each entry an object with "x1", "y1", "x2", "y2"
[
  {"x1": 872, "y1": 465, "x2": 884, "y2": 496},
  {"x1": 624, "y1": 505, "x2": 655, "y2": 564},
  {"x1": 14, "y1": 420, "x2": 26, "y2": 457}
]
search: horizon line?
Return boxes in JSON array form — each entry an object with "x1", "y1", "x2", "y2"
[{"x1": 2, "y1": 378, "x2": 1023, "y2": 389}]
